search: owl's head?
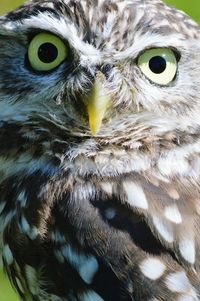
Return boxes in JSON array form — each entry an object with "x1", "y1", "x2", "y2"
[{"x1": 0, "y1": 0, "x2": 200, "y2": 163}]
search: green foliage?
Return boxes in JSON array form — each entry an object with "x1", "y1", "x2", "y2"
[
  {"x1": 0, "y1": 0, "x2": 24, "y2": 15},
  {"x1": 0, "y1": 270, "x2": 19, "y2": 301},
  {"x1": 166, "y1": 0, "x2": 200, "y2": 23},
  {"x1": 0, "y1": 0, "x2": 200, "y2": 22},
  {"x1": 0, "y1": 0, "x2": 199, "y2": 301}
]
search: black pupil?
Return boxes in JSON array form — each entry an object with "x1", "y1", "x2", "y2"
[
  {"x1": 149, "y1": 56, "x2": 167, "y2": 74},
  {"x1": 38, "y1": 43, "x2": 58, "y2": 63}
]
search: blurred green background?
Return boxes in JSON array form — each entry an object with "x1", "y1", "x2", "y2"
[
  {"x1": 0, "y1": 0, "x2": 200, "y2": 22},
  {"x1": 0, "y1": 0, "x2": 199, "y2": 301}
]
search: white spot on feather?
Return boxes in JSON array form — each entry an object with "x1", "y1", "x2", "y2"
[
  {"x1": 20, "y1": 216, "x2": 30, "y2": 233},
  {"x1": 0, "y1": 202, "x2": 6, "y2": 214},
  {"x1": 17, "y1": 190, "x2": 27, "y2": 207},
  {"x1": 3, "y1": 244, "x2": 14, "y2": 265},
  {"x1": 177, "y1": 295, "x2": 199, "y2": 301},
  {"x1": 123, "y1": 182, "x2": 148, "y2": 209},
  {"x1": 100, "y1": 182, "x2": 113, "y2": 195},
  {"x1": 164, "y1": 205, "x2": 182, "y2": 224},
  {"x1": 51, "y1": 230, "x2": 66, "y2": 244},
  {"x1": 19, "y1": 216, "x2": 38, "y2": 240},
  {"x1": 15, "y1": 277, "x2": 24, "y2": 293},
  {"x1": 140, "y1": 258, "x2": 166, "y2": 280},
  {"x1": 0, "y1": 211, "x2": 16, "y2": 232},
  {"x1": 54, "y1": 250, "x2": 64, "y2": 263},
  {"x1": 153, "y1": 216, "x2": 174, "y2": 243},
  {"x1": 179, "y1": 239, "x2": 196, "y2": 264},
  {"x1": 61, "y1": 245, "x2": 99, "y2": 284},
  {"x1": 166, "y1": 271, "x2": 192, "y2": 293},
  {"x1": 25, "y1": 265, "x2": 38, "y2": 295},
  {"x1": 79, "y1": 257, "x2": 99, "y2": 284},
  {"x1": 28, "y1": 227, "x2": 38, "y2": 240}
]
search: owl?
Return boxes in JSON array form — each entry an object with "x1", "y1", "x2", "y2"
[{"x1": 0, "y1": 0, "x2": 200, "y2": 300}]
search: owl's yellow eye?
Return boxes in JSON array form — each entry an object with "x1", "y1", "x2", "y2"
[
  {"x1": 28, "y1": 33, "x2": 68, "y2": 72},
  {"x1": 138, "y1": 48, "x2": 178, "y2": 85}
]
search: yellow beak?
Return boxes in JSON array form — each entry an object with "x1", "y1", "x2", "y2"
[{"x1": 83, "y1": 78, "x2": 110, "y2": 135}]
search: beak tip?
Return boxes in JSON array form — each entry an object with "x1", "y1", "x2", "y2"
[{"x1": 83, "y1": 77, "x2": 110, "y2": 136}]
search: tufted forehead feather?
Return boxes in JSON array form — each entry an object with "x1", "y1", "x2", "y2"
[{"x1": 3, "y1": 0, "x2": 200, "y2": 40}]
